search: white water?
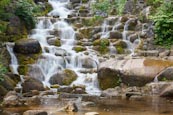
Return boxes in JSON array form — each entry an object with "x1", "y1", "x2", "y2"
[
  {"x1": 28, "y1": 0, "x2": 100, "y2": 95},
  {"x1": 6, "y1": 43, "x2": 19, "y2": 75}
]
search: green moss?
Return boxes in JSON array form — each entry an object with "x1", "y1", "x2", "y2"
[
  {"x1": 116, "y1": 46, "x2": 124, "y2": 54},
  {"x1": 93, "y1": 39, "x2": 110, "y2": 46},
  {"x1": 73, "y1": 46, "x2": 87, "y2": 53},
  {"x1": 18, "y1": 65, "x2": 28, "y2": 75},
  {"x1": 54, "y1": 39, "x2": 61, "y2": 47},
  {"x1": 63, "y1": 69, "x2": 78, "y2": 85}
]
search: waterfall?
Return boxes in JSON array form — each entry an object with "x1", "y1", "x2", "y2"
[
  {"x1": 28, "y1": 0, "x2": 100, "y2": 95},
  {"x1": 6, "y1": 42, "x2": 19, "y2": 75}
]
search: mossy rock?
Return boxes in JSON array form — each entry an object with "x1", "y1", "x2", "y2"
[
  {"x1": 116, "y1": 46, "x2": 125, "y2": 54},
  {"x1": 49, "y1": 69, "x2": 78, "y2": 85},
  {"x1": 93, "y1": 39, "x2": 110, "y2": 46},
  {"x1": 18, "y1": 65, "x2": 28, "y2": 75},
  {"x1": 63, "y1": 69, "x2": 78, "y2": 85},
  {"x1": 73, "y1": 46, "x2": 87, "y2": 53},
  {"x1": 98, "y1": 68, "x2": 121, "y2": 90},
  {"x1": 54, "y1": 39, "x2": 61, "y2": 47}
]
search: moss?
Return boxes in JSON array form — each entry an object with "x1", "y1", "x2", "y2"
[
  {"x1": 18, "y1": 65, "x2": 28, "y2": 75},
  {"x1": 116, "y1": 46, "x2": 124, "y2": 54},
  {"x1": 54, "y1": 39, "x2": 61, "y2": 47},
  {"x1": 93, "y1": 39, "x2": 110, "y2": 46},
  {"x1": 0, "y1": 20, "x2": 8, "y2": 33},
  {"x1": 98, "y1": 68, "x2": 121, "y2": 90},
  {"x1": 63, "y1": 69, "x2": 78, "y2": 85},
  {"x1": 73, "y1": 46, "x2": 87, "y2": 53}
]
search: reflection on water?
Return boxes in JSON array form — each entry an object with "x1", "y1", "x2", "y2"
[{"x1": 2, "y1": 96, "x2": 173, "y2": 115}]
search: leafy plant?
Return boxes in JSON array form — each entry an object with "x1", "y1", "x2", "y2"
[
  {"x1": 150, "y1": 1, "x2": 173, "y2": 48},
  {"x1": 15, "y1": 0, "x2": 36, "y2": 29},
  {"x1": 113, "y1": 0, "x2": 126, "y2": 15}
]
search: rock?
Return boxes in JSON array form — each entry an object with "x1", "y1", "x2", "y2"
[
  {"x1": 0, "y1": 85, "x2": 8, "y2": 98},
  {"x1": 49, "y1": 69, "x2": 78, "y2": 85},
  {"x1": 23, "y1": 110, "x2": 48, "y2": 115},
  {"x1": 109, "y1": 31, "x2": 122, "y2": 39},
  {"x1": 25, "y1": 96, "x2": 41, "y2": 106},
  {"x1": 93, "y1": 39, "x2": 110, "y2": 46},
  {"x1": 72, "y1": 46, "x2": 87, "y2": 52},
  {"x1": 28, "y1": 65, "x2": 45, "y2": 81},
  {"x1": 159, "y1": 50, "x2": 170, "y2": 58},
  {"x1": 47, "y1": 38, "x2": 61, "y2": 47},
  {"x1": 129, "y1": 33, "x2": 138, "y2": 43},
  {"x1": 160, "y1": 85, "x2": 173, "y2": 97},
  {"x1": 80, "y1": 56, "x2": 97, "y2": 68},
  {"x1": 137, "y1": 50, "x2": 159, "y2": 57},
  {"x1": 98, "y1": 58, "x2": 173, "y2": 89},
  {"x1": 98, "y1": 67, "x2": 121, "y2": 90},
  {"x1": 0, "y1": 75, "x2": 16, "y2": 90},
  {"x1": 156, "y1": 67, "x2": 173, "y2": 81},
  {"x1": 125, "y1": 18, "x2": 138, "y2": 31},
  {"x1": 70, "y1": 0, "x2": 81, "y2": 4},
  {"x1": 82, "y1": 101, "x2": 96, "y2": 107},
  {"x1": 57, "y1": 86, "x2": 73, "y2": 93},
  {"x1": 22, "y1": 77, "x2": 45, "y2": 93},
  {"x1": 120, "y1": 16, "x2": 129, "y2": 23},
  {"x1": 64, "y1": 102, "x2": 78, "y2": 112},
  {"x1": 101, "y1": 87, "x2": 121, "y2": 97},
  {"x1": 14, "y1": 39, "x2": 41, "y2": 54},
  {"x1": 114, "y1": 40, "x2": 127, "y2": 48},
  {"x1": 85, "y1": 112, "x2": 99, "y2": 115},
  {"x1": 2, "y1": 91, "x2": 20, "y2": 107}
]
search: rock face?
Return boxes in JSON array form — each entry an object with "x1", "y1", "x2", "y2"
[
  {"x1": 98, "y1": 58, "x2": 173, "y2": 89},
  {"x1": 22, "y1": 77, "x2": 45, "y2": 93},
  {"x1": 14, "y1": 39, "x2": 41, "y2": 54},
  {"x1": 160, "y1": 85, "x2": 173, "y2": 97}
]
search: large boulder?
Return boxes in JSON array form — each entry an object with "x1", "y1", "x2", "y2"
[
  {"x1": 98, "y1": 58, "x2": 173, "y2": 89},
  {"x1": 49, "y1": 69, "x2": 78, "y2": 85},
  {"x1": 22, "y1": 77, "x2": 45, "y2": 93},
  {"x1": 160, "y1": 85, "x2": 173, "y2": 97},
  {"x1": 109, "y1": 31, "x2": 122, "y2": 39},
  {"x1": 156, "y1": 67, "x2": 173, "y2": 81},
  {"x1": 14, "y1": 39, "x2": 41, "y2": 54}
]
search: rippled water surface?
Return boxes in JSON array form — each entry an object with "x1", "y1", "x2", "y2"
[{"x1": 2, "y1": 96, "x2": 173, "y2": 115}]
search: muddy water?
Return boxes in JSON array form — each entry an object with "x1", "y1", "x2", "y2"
[{"x1": 2, "y1": 96, "x2": 173, "y2": 115}]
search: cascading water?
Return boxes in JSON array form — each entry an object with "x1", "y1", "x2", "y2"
[{"x1": 28, "y1": 0, "x2": 100, "y2": 95}]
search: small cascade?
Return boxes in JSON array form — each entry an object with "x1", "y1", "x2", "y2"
[
  {"x1": 6, "y1": 43, "x2": 19, "y2": 75},
  {"x1": 28, "y1": 0, "x2": 100, "y2": 95},
  {"x1": 100, "y1": 19, "x2": 109, "y2": 39},
  {"x1": 122, "y1": 18, "x2": 141, "y2": 55}
]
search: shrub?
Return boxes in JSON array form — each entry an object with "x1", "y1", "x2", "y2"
[
  {"x1": 151, "y1": 1, "x2": 173, "y2": 48},
  {"x1": 15, "y1": 0, "x2": 36, "y2": 30}
]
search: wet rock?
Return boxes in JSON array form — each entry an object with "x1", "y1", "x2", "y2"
[
  {"x1": 22, "y1": 77, "x2": 45, "y2": 93},
  {"x1": 23, "y1": 90, "x2": 40, "y2": 97},
  {"x1": 160, "y1": 85, "x2": 173, "y2": 97},
  {"x1": 156, "y1": 67, "x2": 173, "y2": 81},
  {"x1": 49, "y1": 69, "x2": 78, "y2": 85},
  {"x1": 14, "y1": 39, "x2": 41, "y2": 54},
  {"x1": 137, "y1": 50, "x2": 159, "y2": 57},
  {"x1": 98, "y1": 67, "x2": 121, "y2": 90},
  {"x1": 64, "y1": 102, "x2": 78, "y2": 112},
  {"x1": 28, "y1": 65, "x2": 45, "y2": 81},
  {"x1": 129, "y1": 33, "x2": 138, "y2": 43},
  {"x1": 80, "y1": 56, "x2": 97, "y2": 68},
  {"x1": 125, "y1": 18, "x2": 138, "y2": 31},
  {"x1": 98, "y1": 58, "x2": 173, "y2": 89},
  {"x1": 25, "y1": 96, "x2": 41, "y2": 106},
  {"x1": 93, "y1": 39, "x2": 110, "y2": 46},
  {"x1": 57, "y1": 86, "x2": 74, "y2": 93},
  {"x1": 109, "y1": 31, "x2": 122, "y2": 39},
  {"x1": 72, "y1": 45, "x2": 87, "y2": 52},
  {"x1": 2, "y1": 91, "x2": 20, "y2": 107},
  {"x1": 159, "y1": 50, "x2": 170, "y2": 58},
  {"x1": 47, "y1": 38, "x2": 61, "y2": 47},
  {"x1": 114, "y1": 40, "x2": 127, "y2": 48},
  {"x1": 23, "y1": 110, "x2": 48, "y2": 115},
  {"x1": 85, "y1": 112, "x2": 99, "y2": 115},
  {"x1": 120, "y1": 16, "x2": 129, "y2": 23},
  {"x1": 82, "y1": 101, "x2": 96, "y2": 107},
  {"x1": 101, "y1": 87, "x2": 121, "y2": 97}
]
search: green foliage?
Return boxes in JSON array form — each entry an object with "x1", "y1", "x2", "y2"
[
  {"x1": 92, "y1": 0, "x2": 126, "y2": 15},
  {"x1": 92, "y1": 0, "x2": 111, "y2": 13},
  {"x1": 99, "y1": 39, "x2": 109, "y2": 54},
  {"x1": 146, "y1": 0, "x2": 163, "y2": 7},
  {"x1": 151, "y1": 1, "x2": 173, "y2": 48},
  {"x1": 113, "y1": 0, "x2": 126, "y2": 15},
  {"x1": 15, "y1": 0, "x2": 36, "y2": 30},
  {"x1": 0, "y1": 50, "x2": 7, "y2": 82}
]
